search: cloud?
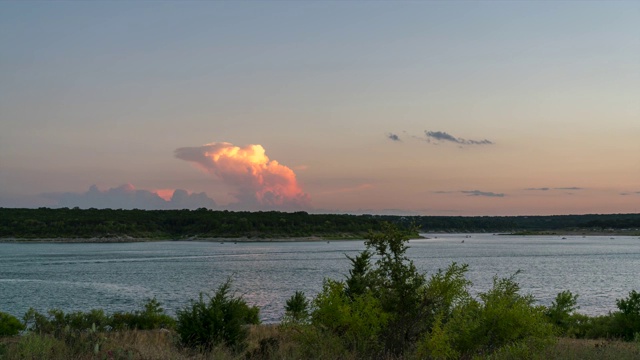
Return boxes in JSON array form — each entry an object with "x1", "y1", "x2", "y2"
[
  {"x1": 43, "y1": 184, "x2": 217, "y2": 210},
  {"x1": 620, "y1": 191, "x2": 640, "y2": 196},
  {"x1": 175, "y1": 142, "x2": 310, "y2": 210},
  {"x1": 524, "y1": 187, "x2": 584, "y2": 192},
  {"x1": 425, "y1": 131, "x2": 493, "y2": 145},
  {"x1": 461, "y1": 190, "x2": 505, "y2": 197},
  {"x1": 433, "y1": 190, "x2": 506, "y2": 197},
  {"x1": 387, "y1": 133, "x2": 401, "y2": 142}
]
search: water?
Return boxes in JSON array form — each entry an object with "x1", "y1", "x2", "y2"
[{"x1": 1, "y1": 234, "x2": 639, "y2": 323}]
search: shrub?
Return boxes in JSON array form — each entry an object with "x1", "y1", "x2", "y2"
[
  {"x1": 284, "y1": 291, "x2": 309, "y2": 323},
  {"x1": 284, "y1": 325, "x2": 352, "y2": 360},
  {"x1": 176, "y1": 278, "x2": 260, "y2": 351},
  {"x1": 613, "y1": 290, "x2": 640, "y2": 340},
  {"x1": 310, "y1": 223, "x2": 473, "y2": 356},
  {"x1": 0, "y1": 311, "x2": 25, "y2": 337},
  {"x1": 311, "y1": 279, "x2": 388, "y2": 355},
  {"x1": 577, "y1": 314, "x2": 617, "y2": 339},
  {"x1": 424, "y1": 262, "x2": 472, "y2": 321},
  {"x1": 416, "y1": 272, "x2": 554, "y2": 358},
  {"x1": 472, "y1": 274, "x2": 554, "y2": 352},
  {"x1": 357, "y1": 222, "x2": 429, "y2": 354},
  {"x1": 23, "y1": 308, "x2": 55, "y2": 335},
  {"x1": 415, "y1": 315, "x2": 459, "y2": 360},
  {"x1": 112, "y1": 298, "x2": 175, "y2": 330},
  {"x1": 545, "y1": 290, "x2": 580, "y2": 335},
  {"x1": 461, "y1": 273, "x2": 553, "y2": 355},
  {"x1": 23, "y1": 308, "x2": 110, "y2": 336}
]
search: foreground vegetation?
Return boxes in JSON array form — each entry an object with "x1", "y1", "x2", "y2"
[
  {"x1": 1, "y1": 224, "x2": 639, "y2": 359},
  {"x1": 2, "y1": 328, "x2": 640, "y2": 360},
  {"x1": 2, "y1": 208, "x2": 640, "y2": 240}
]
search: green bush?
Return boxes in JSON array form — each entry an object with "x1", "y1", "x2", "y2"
[
  {"x1": 424, "y1": 262, "x2": 473, "y2": 321},
  {"x1": 545, "y1": 290, "x2": 580, "y2": 335},
  {"x1": 311, "y1": 279, "x2": 389, "y2": 355},
  {"x1": 111, "y1": 298, "x2": 175, "y2": 330},
  {"x1": 472, "y1": 274, "x2": 554, "y2": 352},
  {"x1": 284, "y1": 291, "x2": 310, "y2": 323},
  {"x1": 415, "y1": 315, "x2": 459, "y2": 360},
  {"x1": 417, "y1": 273, "x2": 554, "y2": 358},
  {"x1": 310, "y1": 224, "x2": 478, "y2": 356},
  {"x1": 23, "y1": 308, "x2": 110, "y2": 336},
  {"x1": 176, "y1": 279, "x2": 260, "y2": 351},
  {"x1": 23, "y1": 298, "x2": 175, "y2": 335},
  {"x1": 0, "y1": 311, "x2": 25, "y2": 337},
  {"x1": 576, "y1": 313, "x2": 617, "y2": 339},
  {"x1": 355, "y1": 223, "x2": 429, "y2": 354},
  {"x1": 613, "y1": 290, "x2": 640, "y2": 340},
  {"x1": 284, "y1": 324, "x2": 351, "y2": 360}
]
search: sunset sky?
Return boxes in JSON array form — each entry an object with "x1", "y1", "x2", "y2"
[{"x1": 1, "y1": 1, "x2": 639, "y2": 215}]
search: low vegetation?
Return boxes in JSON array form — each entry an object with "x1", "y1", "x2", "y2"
[
  {"x1": 1, "y1": 223, "x2": 639, "y2": 359},
  {"x1": 176, "y1": 279, "x2": 260, "y2": 351}
]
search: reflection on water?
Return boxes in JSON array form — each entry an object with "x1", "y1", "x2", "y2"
[{"x1": 1, "y1": 235, "x2": 639, "y2": 323}]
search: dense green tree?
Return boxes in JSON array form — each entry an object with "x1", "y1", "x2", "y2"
[{"x1": 0, "y1": 311, "x2": 24, "y2": 337}]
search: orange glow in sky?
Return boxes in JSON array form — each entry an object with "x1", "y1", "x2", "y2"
[
  {"x1": 153, "y1": 189, "x2": 175, "y2": 201},
  {"x1": 175, "y1": 142, "x2": 310, "y2": 209}
]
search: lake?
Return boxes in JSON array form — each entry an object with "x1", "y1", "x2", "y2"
[{"x1": 1, "y1": 234, "x2": 639, "y2": 323}]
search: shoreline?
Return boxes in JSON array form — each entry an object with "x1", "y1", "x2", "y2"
[
  {"x1": 2, "y1": 231, "x2": 639, "y2": 243},
  {"x1": 0, "y1": 236, "x2": 363, "y2": 244},
  {"x1": 505, "y1": 230, "x2": 640, "y2": 236}
]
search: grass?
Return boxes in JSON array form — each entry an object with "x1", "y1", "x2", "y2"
[
  {"x1": 2, "y1": 327, "x2": 639, "y2": 360},
  {"x1": 535, "y1": 338, "x2": 640, "y2": 360}
]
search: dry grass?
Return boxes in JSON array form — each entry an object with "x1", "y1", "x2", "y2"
[
  {"x1": 2, "y1": 329, "x2": 640, "y2": 360},
  {"x1": 534, "y1": 338, "x2": 640, "y2": 360}
]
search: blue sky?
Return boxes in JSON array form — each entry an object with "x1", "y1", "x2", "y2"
[{"x1": 1, "y1": 1, "x2": 639, "y2": 215}]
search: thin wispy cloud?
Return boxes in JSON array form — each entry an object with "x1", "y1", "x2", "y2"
[
  {"x1": 387, "y1": 133, "x2": 401, "y2": 142},
  {"x1": 525, "y1": 187, "x2": 584, "y2": 191},
  {"x1": 387, "y1": 133, "x2": 402, "y2": 141},
  {"x1": 620, "y1": 191, "x2": 640, "y2": 196},
  {"x1": 433, "y1": 190, "x2": 506, "y2": 197},
  {"x1": 461, "y1": 190, "x2": 505, "y2": 197},
  {"x1": 425, "y1": 131, "x2": 493, "y2": 145}
]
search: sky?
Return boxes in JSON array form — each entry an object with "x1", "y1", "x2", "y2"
[{"x1": 1, "y1": 1, "x2": 639, "y2": 216}]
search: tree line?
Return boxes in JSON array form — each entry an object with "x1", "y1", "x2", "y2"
[{"x1": 1, "y1": 207, "x2": 639, "y2": 239}]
